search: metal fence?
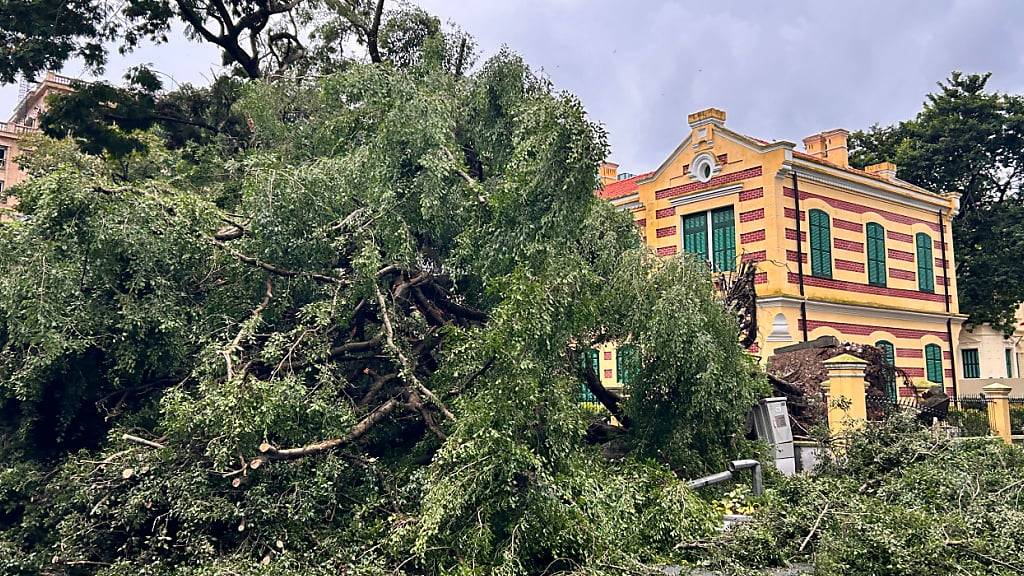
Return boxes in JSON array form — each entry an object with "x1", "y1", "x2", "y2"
[{"x1": 958, "y1": 394, "x2": 1024, "y2": 409}]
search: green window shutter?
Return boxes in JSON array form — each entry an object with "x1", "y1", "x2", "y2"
[
  {"x1": 916, "y1": 233, "x2": 934, "y2": 293},
  {"x1": 711, "y1": 207, "x2": 736, "y2": 272},
  {"x1": 925, "y1": 344, "x2": 943, "y2": 384},
  {"x1": 809, "y1": 209, "x2": 832, "y2": 278},
  {"x1": 682, "y1": 213, "x2": 708, "y2": 260},
  {"x1": 1006, "y1": 349, "x2": 1014, "y2": 378},
  {"x1": 580, "y1": 349, "x2": 599, "y2": 402},
  {"x1": 876, "y1": 340, "x2": 897, "y2": 400},
  {"x1": 961, "y1": 349, "x2": 980, "y2": 379},
  {"x1": 866, "y1": 223, "x2": 886, "y2": 286},
  {"x1": 616, "y1": 345, "x2": 639, "y2": 388}
]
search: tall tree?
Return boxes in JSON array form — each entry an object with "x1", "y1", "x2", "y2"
[{"x1": 849, "y1": 72, "x2": 1024, "y2": 333}]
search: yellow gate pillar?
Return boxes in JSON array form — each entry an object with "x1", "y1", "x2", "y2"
[
  {"x1": 822, "y1": 354, "x2": 869, "y2": 437},
  {"x1": 983, "y1": 383, "x2": 1013, "y2": 444}
]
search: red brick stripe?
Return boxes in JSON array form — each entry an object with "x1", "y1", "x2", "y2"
[
  {"x1": 834, "y1": 238, "x2": 863, "y2": 252},
  {"x1": 754, "y1": 272, "x2": 768, "y2": 284},
  {"x1": 903, "y1": 368, "x2": 925, "y2": 377},
  {"x1": 897, "y1": 348, "x2": 922, "y2": 358},
  {"x1": 888, "y1": 249, "x2": 914, "y2": 262},
  {"x1": 933, "y1": 239, "x2": 945, "y2": 250},
  {"x1": 656, "y1": 166, "x2": 763, "y2": 200},
  {"x1": 741, "y1": 229, "x2": 766, "y2": 243},
  {"x1": 944, "y1": 368, "x2": 953, "y2": 377},
  {"x1": 888, "y1": 230, "x2": 913, "y2": 243},
  {"x1": 783, "y1": 188, "x2": 941, "y2": 232},
  {"x1": 635, "y1": 219, "x2": 646, "y2": 228},
  {"x1": 657, "y1": 245, "x2": 677, "y2": 256},
  {"x1": 786, "y1": 250, "x2": 808, "y2": 263},
  {"x1": 835, "y1": 259, "x2": 865, "y2": 273},
  {"x1": 890, "y1": 269, "x2": 915, "y2": 281},
  {"x1": 655, "y1": 206, "x2": 676, "y2": 219},
  {"x1": 656, "y1": 226, "x2": 676, "y2": 238},
  {"x1": 785, "y1": 228, "x2": 807, "y2": 241},
  {"x1": 788, "y1": 272, "x2": 948, "y2": 303},
  {"x1": 603, "y1": 369, "x2": 612, "y2": 379},
  {"x1": 739, "y1": 187, "x2": 764, "y2": 201},
  {"x1": 833, "y1": 218, "x2": 863, "y2": 233},
  {"x1": 740, "y1": 208, "x2": 765, "y2": 222},
  {"x1": 604, "y1": 351, "x2": 612, "y2": 360},
  {"x1": 935, "y1": 257, "x2": 947, "y2": 268},
  {"x1": 784, "y1": 207, "x2": 805, "y2": 220},
  {"x1": 742, "y1": 250, "x2": 766, "y2": 262},
  {"x1": 799, "y1": 318, "x2": 949, "y2": 340},
  {"x1": 936, "y1": 276, "x2": 948, "y2": 286}
]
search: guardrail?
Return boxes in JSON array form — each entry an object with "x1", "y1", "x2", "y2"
[
  {"x1": 0, "y1": 122, "x2": 38, "y2": 136},
  {"x1": 46, "y1": 71, "x2": 75, "y2": 85}
]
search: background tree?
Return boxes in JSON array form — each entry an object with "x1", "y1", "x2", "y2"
[
  {"x1": 22, "y1": 2, "x2": 466, "y2": 157},
  {"x1": 849, "y1": 72, "x2": 1024, "y2": 333}
]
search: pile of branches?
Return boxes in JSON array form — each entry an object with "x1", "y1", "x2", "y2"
[
  {"x1": 767, "y1": 339, "x2": 911, "y2": 433},
  {"x1": 698, "y1": 415, "x2": 1024, "y2": 575}
]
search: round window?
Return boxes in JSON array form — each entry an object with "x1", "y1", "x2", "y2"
[{"x1": 690, "y1": 153, "x2": 716, "y2": 183}]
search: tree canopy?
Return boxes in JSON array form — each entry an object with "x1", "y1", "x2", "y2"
[
  {"x1": 0, "y1": 0, "x2": 403, "y2": 83},
  {"x1": 0, "y1": 28, "x2": 765, "y2": 574},
  {"x1": 849, "y1": 72, "x2": 1024, "y2": 333}
]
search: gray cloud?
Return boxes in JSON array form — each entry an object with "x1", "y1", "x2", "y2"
[{"x1": 6, "y1": 1, "x2": 1024, "y2": 173}]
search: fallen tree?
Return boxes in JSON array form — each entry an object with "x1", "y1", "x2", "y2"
[{"x1": 0, "y1": 24, "x2": 764, "y2": 575}]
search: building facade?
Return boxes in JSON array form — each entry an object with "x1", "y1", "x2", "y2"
[
  {"x1": 0, "y1": 72, "x2": 76, "y2": 210},
  {"x1": 957, "y1": 305, "x2": 1024, "y2": 396},
  {"x1": 596, "y1": 108, "x2": 965, "y2": 397}
]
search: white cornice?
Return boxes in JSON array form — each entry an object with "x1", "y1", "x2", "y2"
[
  {"x1": 757, "y1": 295, "x2": 967, "y2": 324},
  {"x1": 615, "y1": 201, "x2": 643, "y2": 212},
  {"x1": 610, "y1": 193, "x2": 639, "y2": 205},
  {"x1": 781, "y1": 161, "x2": 951, "y2": 214},
  {"x1": 668, "y1": 183, "x2": 743, "y2": 207},
  {"x1": 716, "y1": 129, "x2": 795, "y2": 154}
]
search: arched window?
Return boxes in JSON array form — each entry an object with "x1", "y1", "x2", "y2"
[
  {"x1": 866, "y1": 223, "x2": 887, "y2": 286},
  {"x1": 876, "y1": 340, "x2": 896, "y2": 400},
  {"x1": 916, "y1": 233, "x2": 934, "y2": 293},
  {"x1": 925, "y1": 344, "x2": 943, "y2": 384},
  {"x1": 809, "y1": 209, "x2": 832, "y2": 278},
  {"x1": 616, "y1": 345, "x2": 640, "y2": 388}
]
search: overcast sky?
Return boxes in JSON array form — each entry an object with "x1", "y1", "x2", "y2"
[{"x1": 4, "y1": 0, "x2": 1024, "y2": 171}]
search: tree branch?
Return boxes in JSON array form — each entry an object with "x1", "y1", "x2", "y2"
[
  {"x1": 212, "y1": 239, "x2": 347, "y2": 285},
  {"x1": 374, "y1": 284, "x2": 456, "y2": 422},
  {"x1": 576, "y1": 347, "x2": 629, "y2": 426},
  {"x1": 255, "y1": 397, "x2": 402, "y2": 463}
]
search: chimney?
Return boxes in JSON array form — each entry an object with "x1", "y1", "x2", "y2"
[
  {"x1": 802, "y1": 129, "x2": 849, "y2": 168},
  {"x1": 865, "y1": 161, "x2": 898, "y2": 181},
  {"x1": 687, "y1": 107, "x2": 726, "y2": 128},
  {"x1": 599, "y1": 161, "x2": 619, "y2": 187}
]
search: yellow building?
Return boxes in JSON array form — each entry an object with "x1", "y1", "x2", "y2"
[
  {"x1": 597, "y1": 108, "x2": 964, "y2": 398},
  {"x1": 0, "y1": 72, "x2": 76, "y2": 211}
]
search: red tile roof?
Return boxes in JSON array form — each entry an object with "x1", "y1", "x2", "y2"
[{"x1": 596, "y1": 171, "x2": 653, "y2": 200}]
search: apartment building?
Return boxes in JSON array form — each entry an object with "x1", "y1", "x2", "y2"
[{"x1": 0, "y1": 72, "x2": 76, "y2": 210}]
